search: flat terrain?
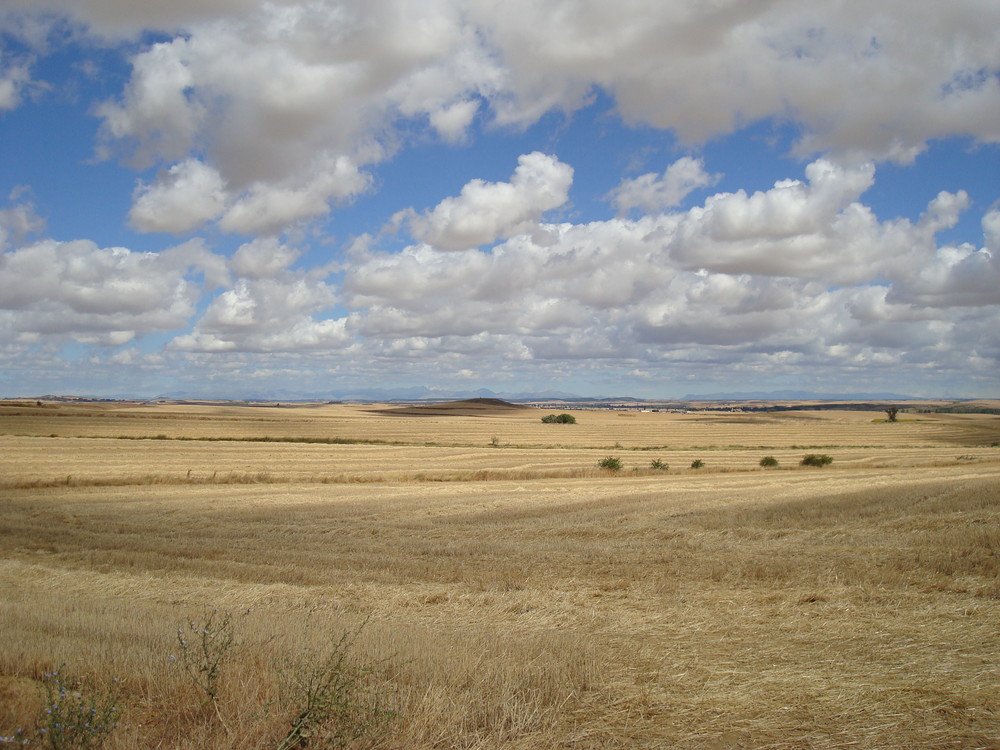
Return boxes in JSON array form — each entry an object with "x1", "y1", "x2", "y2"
[{"x1": 1, "y1": 401, "x2": 998, "y2": 748}]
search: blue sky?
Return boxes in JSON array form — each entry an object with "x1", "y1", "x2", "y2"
[{"x1": 1, "y1": 1, "x2": 999, "y2": 399}]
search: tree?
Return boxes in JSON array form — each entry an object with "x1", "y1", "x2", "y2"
[
  {"x1": 597, "y1": 456, "x2": 623, "y2": 471},
  {"x1": 884, "y1": 407, "x2": 899, "y2": 422},
  {"x1": 759, "y1": 456, "x2": 779, "y2": 468}
]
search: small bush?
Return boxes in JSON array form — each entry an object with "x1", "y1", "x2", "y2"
[
  {"x1": 800, "y1": 454, "x2": 833, "y2": 467},
  {"x1": 541, "y1": 413, "x2": 576, "y2": 424},
  {"x1": 597, "y1": 456, "x2": 623, "y2": 471},
  {"x1": 649, "y1": 459, "x2": 668, "y2": 470},
  {"x1": 690, "y1": 459, "x2": 704, "y2": 469},
  {"x1": 759, "y1": 456, "x2": 779, "y2": 468}
]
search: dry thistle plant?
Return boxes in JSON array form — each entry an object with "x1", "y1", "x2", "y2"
[
  {"x1": 173, "y1": 608, "x2": 243, "y2": 727},
  {"x1": 275, "y1": 620, "x2": 394, "y2": 750}
]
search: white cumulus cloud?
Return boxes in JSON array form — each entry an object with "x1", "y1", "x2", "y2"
[
  {"x1": 228, "y1": 236, "x2": 301, "y2": 279},
  {"x1": 219, "y1": 155, "x2": 372, "y2": 235},
  {"x1": 173, "y1": 239, "x2": 348, "y2": 352},
  {"x1": 888, "y1": 209, "x2": 1000, "y2": 308},
  {"x1": 665, "y1": 159, "x2": 920, "y2": 283},
  {"x1": 608, "y1": 157, "x2": 718, "y2": 213},
  {"x1": 336, "y1": 155, "x2": 999, "y2": 388},
  {"x1": 0, "y1": 238, "x2": 225, "y2": 344},
  {"x1": 406, "y1": 152, "x2": 573, "y2": 250},
  {"x1": 8, "y1": 0, "x2": 992, "y2": 235},
  {"x1": 129, "y1": 159, "x2": 228, "y2": 233}
]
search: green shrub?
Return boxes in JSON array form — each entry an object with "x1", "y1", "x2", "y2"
[
  {"x1": 649, "y1": 459, "x2": 669, "y2": 470},
  {"x1": 690, "y1": 459, "x2": 704, "y2": 469},
  {"x1": 597, "y1": 456, "x2": 623, "y2": 471},
  {"x1": 800, "y1": 454, "x2": 833, "y2": 467},
  {"x1": 541, "y1": 413, "x2": 576, "y2": 424},
  {"x1": 759, "y1": 456, "x2": 779, "y2": 468}
]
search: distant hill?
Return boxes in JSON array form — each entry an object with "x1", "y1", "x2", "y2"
[
  {"x1": 149, "y1": 386, "x2": 581, "y2": 403},
  {"x1": 367, "y1": 398, "x2": 532, "y2": 417}
]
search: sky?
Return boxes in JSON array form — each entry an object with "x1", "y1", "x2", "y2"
[{"x1": 1, "y1": 1, "x2": 999, "y2": 400}]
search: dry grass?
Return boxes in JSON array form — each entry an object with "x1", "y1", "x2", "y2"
[{"x1": 1, "y1": 403, "x2": 999, "y2": 748}]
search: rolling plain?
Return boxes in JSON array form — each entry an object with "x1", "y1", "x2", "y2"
[{"x1": 1, "y1": 399, "x2": 999, "y2": 748}]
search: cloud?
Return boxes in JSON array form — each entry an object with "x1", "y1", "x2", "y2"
[
  {"x1": 428, "y1": 98, "x2": 479, "y2": 143},
  {"x1": 7, "y1": 0, "x2": 987, "y2": 236},
  {"x1": 473, "y1": 1, "x2": 1000, "y2": 160},
  {"x1": 218, "y1": 155, "x2": 372, "y2": 235},
  {"x1": 2, "y1": 0, "x2": 258, "y2": 39},
  {"x1": 95, "y1": 38, "x2": 202, "y2": 166},
  {"x1": 406, "y1": 152, "x2": 573, "y2": 250},
  {"x1": 608, "y1": 156, "x2": 718, "y2": 213},
  {"x1": 0, "y1": 238, "x2": 225, "y2": 344},
  {"x1": 3, "y1": 138, "x2": 995, "y2": 391},
  {"x1": 336, "y1": 155, "x2": 999, "y2": 387},
  {"x1": 887, "y1": 209, "x2": 1000, "y2": 308},
  {"x1": 170, "y1": 276, "x2": 349, "y2": 353},
  {"x1": 129, "y1": 159, "x2": 228, "y2": 233},
  {"x1": 0, "y1": 189, "x2": 44, "y2": 249},
  {"x1": 228, "y1": 236, "x2": 301, "y2": 279},
  {"x1": 0, "y1": 60, "x2": 30, "y2": 110},
  {"x1": 128, "y1": 153, "x2": 371, "y2": 236},
  {"x1": 89, "y1": 1, "x2": 482, "y2": 233},
  {"x1": 2, "y1": 2, "x2": 998, "y2": 393},
  {"x1": 663, "y1": 159, "x2": 939, "y2": 283},
  {"x1": 172, "y1": 239, "x2": 348, "y2": 353}
]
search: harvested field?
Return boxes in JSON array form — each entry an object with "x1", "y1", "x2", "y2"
[
  {"x1": 4, "y1": 401, "x2": 998, "y2": 448},
  {"x1": 1, "y1": 401, "x2": 999, "y2": 748}
]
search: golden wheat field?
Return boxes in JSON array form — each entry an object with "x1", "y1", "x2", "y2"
[{"x1": 1, "y1": 399, "x2": 999, "y2": 749}]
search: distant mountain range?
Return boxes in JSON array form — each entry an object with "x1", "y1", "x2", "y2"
[
  {"x1": 147, "y1": 387, "x2": 916, "y2": 403},
  {"x1": 681, "y1": 389, "x2": 913, "y2": 401},
  {"x1": 24, "y1": 387, "x2": 921, "y2": 403}
]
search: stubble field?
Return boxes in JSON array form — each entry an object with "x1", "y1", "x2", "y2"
[{"x1": 1, "y1": 400, "x2": 999, "y2": 748}]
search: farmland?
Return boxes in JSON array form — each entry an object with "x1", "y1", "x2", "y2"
[{"x1": 1, "y1": 400, "x2": 999, "y2": 748}]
